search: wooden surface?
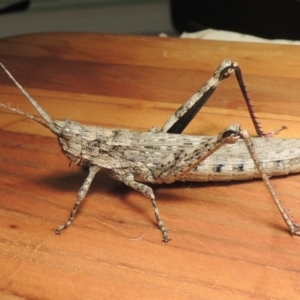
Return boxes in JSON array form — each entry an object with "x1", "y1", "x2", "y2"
[{"x1": 1, "y1": 33, "x2": 300, "y2": 300}]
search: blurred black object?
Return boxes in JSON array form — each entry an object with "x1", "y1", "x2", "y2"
[
  {"x1": 0, "y1": 0, "x2": 30, "y2": 15},
  {"x1": 170, "y1": 0, "x2": 300, "y2": 40}
]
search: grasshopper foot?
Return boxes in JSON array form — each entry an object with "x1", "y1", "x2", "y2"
[
  {"x1": 55, "y1": 221, "x2": 72, "y2": 234},
  {"x1": 162, "y1": 237, "x2": 171, "y2": 243},
  {"x1": 290, "y1": 223, "x2": 300, "y2": 236}
]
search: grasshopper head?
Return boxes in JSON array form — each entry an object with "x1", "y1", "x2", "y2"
[
  {"x1": 54, "y1": 119, "x2": 85, "y2": 165},
  {"x1": 0, "y1": 63, "x2": 97, "y2": 167}
]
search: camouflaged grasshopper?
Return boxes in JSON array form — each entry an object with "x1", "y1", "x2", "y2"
[{"x1": 0, "y1": 59, "x2": 299, "y2": 242}]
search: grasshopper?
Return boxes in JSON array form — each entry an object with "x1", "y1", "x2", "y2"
[{"x1": 0, "y1": 59, "x2": 299, "y2": 242}]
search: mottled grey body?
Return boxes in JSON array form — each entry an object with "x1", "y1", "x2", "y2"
[{"x1": 58, "y1": 120, "x2": 300, "y2": 183}]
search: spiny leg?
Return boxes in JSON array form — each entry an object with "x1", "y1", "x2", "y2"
[
  {"x1": 55, "y1": 165, "x2": 100, "y2": 234},
  {"x1": 115, "y1": 173, "x2": 169, "y2": 242},
  {"x1": 159, "y1": 59, "x2": 277, "y2": 137},
  {"x1": 239, "y1": 129, "x2": 300, "y2": 235},
  {"x1": 234, "y1": 67, "x2": 286, "y2": 138}
]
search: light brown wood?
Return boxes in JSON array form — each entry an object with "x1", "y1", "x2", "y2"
[{"x1": 1, "y1": 32, "x2": 300, "y2": 299}]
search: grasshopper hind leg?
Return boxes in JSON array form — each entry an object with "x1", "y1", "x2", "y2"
[{"x1": 159, "y1": 59, "x2": 280, "y2": 137}]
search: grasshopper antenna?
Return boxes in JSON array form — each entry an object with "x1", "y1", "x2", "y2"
[{"x1": 0, "y1": 62, "x2": 53, "y2": 128}]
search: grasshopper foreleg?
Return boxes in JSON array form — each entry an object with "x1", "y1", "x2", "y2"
[{"x1": 55, "y1": 165, "x2": 101, "y2": 234}]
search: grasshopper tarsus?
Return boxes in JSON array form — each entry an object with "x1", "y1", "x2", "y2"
[
  {"x1": 55, "y1": 217, "x2": 74, "y2": 234},
  {"x1": 55, "y1": 224, "x2": 69, "y2": 234},
  {"x1": 263, "y1": 125, "x2": 287, "y2": 138},
  {"x1": 55, "y1": 228, "x2": 62, "y2": 235},
  {"x1": 162, "y1": 238, "x2": 171, "y2": 243},
  {"x1": 286, "y1": 219, "x2": 300, "y2": 236}
]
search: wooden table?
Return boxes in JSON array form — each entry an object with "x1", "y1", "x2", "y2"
[{"x1": 1, "y1": 32, "x2": 300, "y2": 300}]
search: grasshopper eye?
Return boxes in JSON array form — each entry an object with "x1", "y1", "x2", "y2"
[{"x1": 61, "y1": 125, "x2": 74, "y2": 140}]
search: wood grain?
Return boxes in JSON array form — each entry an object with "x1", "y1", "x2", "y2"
[{"x1": 1, "y1": 32, "x2": 300, "y2": 299}]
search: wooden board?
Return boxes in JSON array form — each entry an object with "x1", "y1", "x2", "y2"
[{"x1": 1, "y1": 32, "x2": 300, "y2": 299}]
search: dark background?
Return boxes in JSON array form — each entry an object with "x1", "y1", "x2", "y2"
[{"x1": 171, "y1": 0, "x2": 300, "y2": 39}]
